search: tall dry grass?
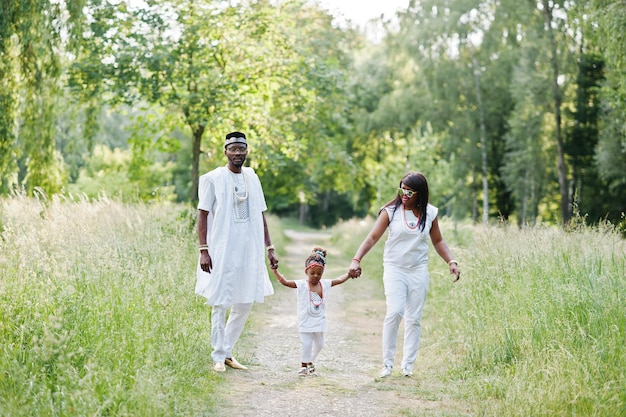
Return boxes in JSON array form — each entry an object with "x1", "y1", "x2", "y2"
[
  {"x1": 2, "y1": 194, "x2": 624, "y2": 416},
  {"x1": 1, "y1": 194, "x2": 219, "y2": 416},
  {"x1": 333, "y1": 216, "x2": 625, "y2": 416}
]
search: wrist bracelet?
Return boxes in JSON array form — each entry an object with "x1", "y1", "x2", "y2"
[
  {"x1": 352, "y1": 257, "x2": 361, "y2": 262},
  {"x1": 266, "y1": 244, "x2": 275, "y2": 251},
  {"x1": 447, "y1": 259, "x2": 458, "y2": 266}
]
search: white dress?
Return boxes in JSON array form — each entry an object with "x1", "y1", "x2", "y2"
[
  {"x1": 195, "y1": 166, "x2": 274, "y2": 305},
  {"x1": 294, "y1": 279, "x2": 332, "y2": 333}
]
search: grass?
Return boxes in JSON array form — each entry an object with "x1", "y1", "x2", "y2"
[
  {"x1": 457, "y1": 223, "x2": 626, "y2": 416},
  {"x1": 1, "y1": 196, "x2": 624, "y2": 416},
  {"x1": 0, "y1": 195, "x2": 217, "y2": 416},
  {"x1": 331, "y1": 216, "x2": 625, "y2": 416}
]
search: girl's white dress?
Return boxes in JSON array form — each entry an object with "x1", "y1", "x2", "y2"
[{"x1": 294, "y1": 279, "x2": 333, "y2": 332}]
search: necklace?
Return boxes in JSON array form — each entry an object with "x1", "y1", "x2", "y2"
[
  {"x1": 228, "y1": 168, "x2": 248, "y2": 202},
  {"x1": 403, "y1": 207, "x2": 419, "y2": 229},
  {"x1": 309, "y1": 282, "x2": 324, "y2": 307}
]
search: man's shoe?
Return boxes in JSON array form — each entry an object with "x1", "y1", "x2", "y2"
[
  {"x1": 213, "y1": 361, "x2": 226, "y2": 372},
  {"x1": 402, "y1": 368, "x2": 413, "y2": 378},
  {"x1": 225, "y1": 357, "x2": 248, "y2": 370},
  {"x1": 379, "y1": 365, "x2": 392, "y2": 378}
]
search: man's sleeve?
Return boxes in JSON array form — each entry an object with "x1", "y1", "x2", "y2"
[{"x1": 198, "y1": 175, "x2": 215, "y2": 212}]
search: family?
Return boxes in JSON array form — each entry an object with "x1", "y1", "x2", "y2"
[{"x1": 195, "y1": 131, "x2": 461, "y2": 379}]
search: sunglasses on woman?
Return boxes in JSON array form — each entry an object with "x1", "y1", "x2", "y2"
[{"x1": 397, "y1": 188, "x2": 415, "y2": 198}]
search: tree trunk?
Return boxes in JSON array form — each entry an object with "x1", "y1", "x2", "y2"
[
  {"x1": 190, "y1": 125, "x2": 205, "y2": 203},
  {"x1": 470, "y1": 46, "x2": 489, "y2": 225},
  {"x1": 471, "y1": 168, "x2": 478, "y2": 223},
  {"x1": 542, "y1": 0, "x2": 570, "y2": 224}
]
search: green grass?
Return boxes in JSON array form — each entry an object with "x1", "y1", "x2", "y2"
[
  {"x1": 332, "y1": 216, "x2": 625, "y2": 416},
  {"x1": 0, "y1": 195, "x2": 218, "y2": 416},
  {"x1": 1, "y1": 196, "x2": 625, "y2": 416},
  {"x1": 457, "y1": 224, "x2": 626, "y2": 417}
]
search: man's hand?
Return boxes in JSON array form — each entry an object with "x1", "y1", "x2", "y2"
[
  {"x1": 268, "y1": 250, "x2": 279, "y2": 270},
  {"x1": 200, "y1": 251, "x2": 213, "y2": 273}
]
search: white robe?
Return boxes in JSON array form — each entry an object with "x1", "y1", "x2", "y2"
[{"x1": 195, "y1": 166, "x2": 274, "y2": 305}]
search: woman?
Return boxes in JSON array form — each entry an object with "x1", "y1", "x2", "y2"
[{"x1": 349, "y1": 171, "x2": 460, "y2": 378}]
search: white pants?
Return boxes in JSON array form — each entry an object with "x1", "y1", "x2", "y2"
[
  {"x1": 300, "y1": 332, "x2": 325, "y2": 363},
  {"x1": 382, "y1": 264, "x2": 429, "y2": 372},
  {"x1": 211, "y1": 303, "x2": 253, "y2": 363}
]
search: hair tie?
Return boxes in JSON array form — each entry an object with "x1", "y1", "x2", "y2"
[{"x1": 314, "y1": 250, "x2": 326, "y2": 263}]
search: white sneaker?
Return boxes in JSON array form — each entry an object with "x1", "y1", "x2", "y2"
[
  {"x1": 402, "y1": 368, "x2": 413, "y2": 377},
  {"x1": 213, "y1": 361, "x2": 226, "y2": 372},
  {"x1": 379, "y1": 365, "x2": 392, "y2": 378}
]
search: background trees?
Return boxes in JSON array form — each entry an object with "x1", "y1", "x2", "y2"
[{"x1": 0, "y1": 0, "x2": 623, "y2": 228}]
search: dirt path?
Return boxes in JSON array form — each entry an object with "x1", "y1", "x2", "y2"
[{"x1": 213, "y1": 229, "x2": 469, "y2": 416}]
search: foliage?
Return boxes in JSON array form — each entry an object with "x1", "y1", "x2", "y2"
[
  {"x1": 0, "y1": 0, "x2": 625, "y2": 228},
  {"x1": 0, "y1": 0, "x2": 85, "y2": 194},
  {"x1": 67, "y1": 145, "x2": 176, "y2": 202}
]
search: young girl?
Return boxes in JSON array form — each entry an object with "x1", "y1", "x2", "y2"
[{"x1": 272, "y1": 247, "x2": 353, "y2": 377}]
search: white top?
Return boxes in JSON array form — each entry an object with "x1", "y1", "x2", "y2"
[
  {"x1": 294, "y1": 279, "x2": 332, "y2": 332},
  {"x1": 195, "y1": 166, "x2": 274, "y2": 305},
  {"x1": 383, "y1": 204, "x2": 438, "y2": 269}
]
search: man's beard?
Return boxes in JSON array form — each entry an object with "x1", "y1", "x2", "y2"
[{"x1": 229, "y1": 156, "x2": 245, "y2": 168}]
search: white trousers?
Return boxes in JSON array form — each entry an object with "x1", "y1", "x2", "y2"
[
  {"x1": 382, "y1": 264, "x2": 429, "y2": 372},
  {"x1": 300, "y1": 332, "x2": 325, "y2": 363},
  {"x1": 211, "y1": 303, "x2": 253, "y2": 363}
]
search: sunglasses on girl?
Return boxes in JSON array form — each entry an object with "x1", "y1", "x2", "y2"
[{"x1": 397, "y1": 188, "x2": 415, "y2": 198}]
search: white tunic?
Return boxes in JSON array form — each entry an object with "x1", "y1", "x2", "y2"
[
  {"x1": 383, "y1": 204, "x2": 438, "y2": 269},
  {"x1": 195, "y1": 166, "x2": 274, "y2": 305},
  {"x1": 295, "y1": 279, "x2": 332, "y2": 332}
]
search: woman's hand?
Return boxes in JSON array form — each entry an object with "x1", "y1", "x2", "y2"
[
  {"x1": 449, "y1": 262, "x2": 460, "y2": 282},
  {"x1": 348, "y1": 259, "x2": 362, "y2": 278}
]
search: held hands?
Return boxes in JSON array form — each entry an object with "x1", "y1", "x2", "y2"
[
  {"x1": 268, "y1": 250, "x2": 279, "y2": 270},
  {"x1": 348, "y1": 259, "x2": 362, "y2": 279}
]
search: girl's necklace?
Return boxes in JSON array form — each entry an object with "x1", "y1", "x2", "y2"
[
  {"x1": 309, "y1": 282, "x2": 324, "y2": 307},
  {"x1": 403, "y1": 207, "x2": 419, "y2": 229}
]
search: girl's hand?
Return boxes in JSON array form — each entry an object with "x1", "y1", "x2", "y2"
[
  {"x1": 348, "y1": 268, "x2": 361, "y2": 278},
  {"x1": 349, "y1": 259, "x2": 362, "y2": 278}
]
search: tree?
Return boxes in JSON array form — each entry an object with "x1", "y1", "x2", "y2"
[
  {"x1": 588, "y1": 0, "x2": 626, "y2": 223},
  {"x1": 0, "y1": 0, "x2": 86, "y2": 194},
  {"x1": 69, "y1": 0, "x2": 359, "y2": 216},
  {"x1": 565, "y1": 54, "x2": 606, "y2": 220}
]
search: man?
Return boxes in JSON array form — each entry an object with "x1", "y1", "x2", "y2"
[{"x1": 196, "y1": 131, "x2": 279, "y2": 372}]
